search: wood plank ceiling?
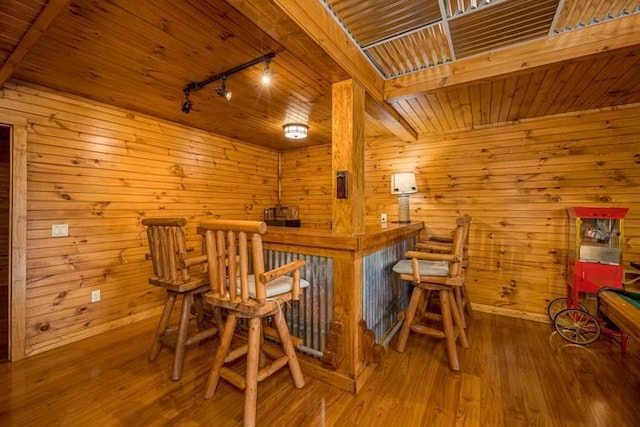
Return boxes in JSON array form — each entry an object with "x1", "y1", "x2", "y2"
[{"x1": 1, "y1": 0, "x2": 640, "y2": 150}]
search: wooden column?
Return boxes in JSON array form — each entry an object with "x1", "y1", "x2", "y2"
[{"x1": 332, "y1": 79, "x2": 365, "y2": 235}]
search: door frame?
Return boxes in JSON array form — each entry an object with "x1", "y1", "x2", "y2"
[{"x1": 1, "y1": 113, "x2": 27, "y2": 360}]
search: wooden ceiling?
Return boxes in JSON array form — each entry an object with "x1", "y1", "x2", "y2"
[{"x1": 1, "y1": 0, "x2": 640, "y2": 151}]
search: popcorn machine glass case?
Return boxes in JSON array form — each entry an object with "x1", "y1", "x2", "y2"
[{"x1": 566, "y1": 207, "x2": 628, "y2": 301}]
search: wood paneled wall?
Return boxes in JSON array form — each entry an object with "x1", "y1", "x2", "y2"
[
  {"x1": 280, "y1": 144, "x2": 333, "y2": 230},
  {"x1": 283, "y1": 103, "x2": 640, "y2": 318},
  {"x1": 0, "y1": 83, "x2": 279, "y2": 356}
]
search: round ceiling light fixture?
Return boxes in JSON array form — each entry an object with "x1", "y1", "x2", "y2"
[{"x1": 283, "y1": 123, "x2": 309, "y2": 139}]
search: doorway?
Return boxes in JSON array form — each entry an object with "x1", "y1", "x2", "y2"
[{"x1": 0, "y1": 125, "x2": 9, "y2": 361}]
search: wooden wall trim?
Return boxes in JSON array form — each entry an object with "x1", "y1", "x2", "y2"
[{"x1": 0, "y1": 113, "x2": 28, "y2": 361}]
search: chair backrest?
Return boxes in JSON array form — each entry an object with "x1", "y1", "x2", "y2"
[
  {"x1": 445, "y1": 218, "x2": 466, "y2": 278},
  {"x1": 459, "y1": 214, "x2": 472, "y2": 268},
  {"x1": 197, "y1": 219, "x2": 269, "y2": 304},
  {"x1": 142, "y1": 217, "x2": 202, "y2": 285}
]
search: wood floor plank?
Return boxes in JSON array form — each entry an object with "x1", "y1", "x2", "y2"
[{"x1": 1, "y1": 312, "x2": 639, "y2": 426}]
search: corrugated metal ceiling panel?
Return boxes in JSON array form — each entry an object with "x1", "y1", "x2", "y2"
[
  {"x1": 449, "y1": 0, "x2": 559, "y2": 59},
  {"x1": 323, "y1": 0, "x2": 441, "y2": 46}
]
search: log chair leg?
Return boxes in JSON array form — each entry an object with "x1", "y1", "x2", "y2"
[
  {"x1": 454, "y1": 287, "x2": 466, "y2": 328},
  {"x1": 274, "y1": 307, "x2": 305, "y2": 388},
  {"x1": 244, "y1": 317, "x2": 262, "y2": 427},
  {"x1": 171, "y1": 293, "x2": 193, "y2": 381},
  {"x1": 395, "y1": 287, "x2": 423, "y2": 353},
  {"x1": 212, "y1": 306, "x2": 225, "y2": 337},
  {"x1": 439, "y1": 290, "x2": 459, "y2": 371},
  {"x1": 462, "y1": 284, "x2": 474, "y2": 318},
  {"x1": 193, "y1": 292, "x2": 205, "y2": 331},
  {"x1": 448, "y1": 291, "x2": 469, "y2": 348},
  {"x1": 205, "y1": 314, "x2": 237, "y2": 399},
  {"x1": 149, "y1": 292, "x2": 176, "y2": 362}
]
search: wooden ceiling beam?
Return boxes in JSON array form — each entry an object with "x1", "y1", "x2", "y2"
[
  {"x1": 228, "y1": 0, "x2": 418, "y2": 141},
  {"x1": 386, "y1": 13, "x2": 640, "y2": 101},
  {"x1": 0, "y1": 0, "x2": 71, "y2": 87}
]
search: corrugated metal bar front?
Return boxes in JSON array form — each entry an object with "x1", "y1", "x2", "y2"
[
  {"x1": 362, "y1": 237, "x2": 416, "y2": 343},
  {"x1": 264, "y1": 250, "x2": 333, "y2": 358}
]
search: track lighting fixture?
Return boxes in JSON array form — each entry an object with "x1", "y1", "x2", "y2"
[
  {"x1": 216, "y1": 75, "x2": 232, "y2": 101},
  {"x1": 180, "y1": 52, "x2": 275, "y2": 112}
]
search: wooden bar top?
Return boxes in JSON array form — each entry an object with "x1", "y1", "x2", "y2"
[{"x1": 262, "y1": 222, "x2": 424, "y2": 252}]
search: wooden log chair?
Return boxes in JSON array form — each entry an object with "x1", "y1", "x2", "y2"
[
  {"x1": 392, "y1": 217, "x2": 469, "y2": 371},
  {"x1": 142, "y1": 217, "x2": 221, "y2": 381},
  {"x1": 198, "y1": 219, "x2": 309, "y2": 427},
  {"x1": 417, "y1": 214, "x2": 473, "y2": 327}
]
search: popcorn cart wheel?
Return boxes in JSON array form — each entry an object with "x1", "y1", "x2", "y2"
[
  {"x1": 547, "y1": 297, "x2": 587, "y2": 321},
  {"x1": 552, "y1": 307, "x2": 601, "y2": 345}
]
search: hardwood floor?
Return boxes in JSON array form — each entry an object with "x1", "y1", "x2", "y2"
[{"x1": 1, "y1": 311, "x2": 639, "y2": 426}]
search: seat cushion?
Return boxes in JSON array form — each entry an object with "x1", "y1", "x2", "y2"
[
  {"x1": 392, "y1": 259, "x2": 449, "y2": 277},
  {"x1": 238, "y1": 274, "x2": 310, "y2": 299}
]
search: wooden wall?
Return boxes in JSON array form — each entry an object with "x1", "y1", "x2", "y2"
[
  {"x1": 0, "y1": 83, "x2": 279, "y2": 356},
  {"x1": 283, "y1": 103, "x2": 640, "y2": 319},
  {"x1": 279, "y1": 144, "x2": 333, "y2": 230}
]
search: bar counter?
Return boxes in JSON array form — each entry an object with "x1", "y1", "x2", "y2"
[{"x1": 261, "y1": 222, "x2": 424, "y2": 393}]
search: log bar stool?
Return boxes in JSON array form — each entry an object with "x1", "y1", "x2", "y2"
[
  {"x1": 393, "y1": 217, "x2": 469, "y2": 371},
  {"x1": 142, "y1": 218, "x2": 220, "y2": 380},
  {"x1": 417, "y1": 214, "x2": 473, "y2": 327},
  {"x1": 198, "y1": 219, "x2": 309, "y2": 427}
]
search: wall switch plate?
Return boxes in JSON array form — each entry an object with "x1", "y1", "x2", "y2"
[
  {"x1": 381, "y1": 213, "x2": 387, "y2": 223},
  {"x1": 91, "y1": 290, "x2": 101, "y2": 303},
  {"x1": 51, "y1": 224, "x2": 69, "y2": 237}
]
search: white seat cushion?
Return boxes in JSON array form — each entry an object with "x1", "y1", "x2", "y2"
[
  {"x1": 238, "y1": 274, "x2": 310, "y2": 299},
  {"x1": 392, "y1": 259, "x2": 450, "y2": 277}
]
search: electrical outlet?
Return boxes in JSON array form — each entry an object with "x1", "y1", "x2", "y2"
[
  {"x1": 381, "y1": 213, "x2": 388, "y2": 223},
  {"x1": 91, "y1": 290, "x2": 101, "y2": 303},
  {"x1": 51, "y1": 224, "x2": 69, "y2": 237}
]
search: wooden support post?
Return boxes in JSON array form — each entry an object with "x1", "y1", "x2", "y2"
[{"x1": 332, "y1": 79, "x2": 365, "y2": 236}]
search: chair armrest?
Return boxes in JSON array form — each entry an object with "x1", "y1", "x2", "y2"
[
  {"x1": 416, "y1": 241, "x2": 453, "y2": 252},
  {"x1": 404, "y1": 250, "x2": 459, "y2": 263},
  {"x1": 182, "y1": 254, "x2": 207, "y2": 268},
  {"x1": 260, "y1": 259, "x2": 305, "y2": 282},
  {"x1": 427, "y1": 234, "x2": 454, "y2": 243},
  {"x1": 259, "y1": 259, "x2": 306, "y2": 300}
]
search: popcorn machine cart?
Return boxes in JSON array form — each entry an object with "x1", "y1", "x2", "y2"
[{"x1": 548, "y1": 206, "x2": 629, "y2": 344}]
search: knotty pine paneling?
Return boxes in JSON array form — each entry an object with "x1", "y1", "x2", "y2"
[
  {"x1": 366, "y1": 104, "x2": 640, "y2": 317},
  {"x1": 0, "y1": 82, "x2": 279, "y2": 355},
  {"x1": 281, "y1": 103, "x2": 640, "y2": 318},
  {"x1": 279, "y1": 144, "x2": 333, "y2": 230}
]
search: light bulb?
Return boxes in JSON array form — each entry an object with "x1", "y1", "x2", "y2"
[{"x1": 261, "y1": 68, "x2": 273, "y2": 86}]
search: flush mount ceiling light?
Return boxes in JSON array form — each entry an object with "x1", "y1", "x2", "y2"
[
  {"x1": 180, "y1": 52, "x2": 275, "y2": 113},
  {"x1": 283, "y1": 123, "x2": 309, "y2": 139}
]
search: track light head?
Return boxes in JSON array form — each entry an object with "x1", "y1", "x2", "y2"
[
  {"x1": 261, "y1": 59, "x2": 273, "y2": 86},
  {"x1": 216, "y1": 76, "x2": 232, "y2": 101},
  {"x1": 181, "y1": 98, "x2": 193, "y2": 113}
]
